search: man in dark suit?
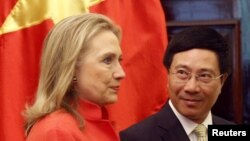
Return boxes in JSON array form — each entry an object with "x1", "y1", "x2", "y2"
[{"x1": 120, "y1": 26, "x2": 234, "y2": 141}]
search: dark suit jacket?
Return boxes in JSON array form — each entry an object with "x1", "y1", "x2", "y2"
[{"x1": 120, "y1": 102, "x2": 234, "y2": 141}]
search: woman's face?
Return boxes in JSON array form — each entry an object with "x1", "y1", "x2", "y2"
[{"x1": 75, "y1": 30, "x2": 125, "y2": 106}]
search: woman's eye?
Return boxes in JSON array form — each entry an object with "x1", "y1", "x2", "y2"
[{"x1": 103, "y1": 56, "x2": 113, "y2": 64}]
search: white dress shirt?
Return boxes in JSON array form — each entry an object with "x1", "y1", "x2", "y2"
[{"x1": 169, "y1": 100, "x2": 212, "y2": 141}]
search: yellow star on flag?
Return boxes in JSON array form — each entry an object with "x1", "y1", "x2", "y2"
[{"x1": 0, "y1": 0, "x2": 102, "y2": 35}]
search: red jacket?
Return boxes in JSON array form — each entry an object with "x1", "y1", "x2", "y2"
[{"x1": 26, "y1": 100, "x2": 119, "y2": 141}]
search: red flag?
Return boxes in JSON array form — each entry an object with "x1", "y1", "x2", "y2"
[
  {"x1": 0, "y1": 1, "x2": 54, "y2": 141},
  {"x1": 0, "y1": 0, "x2": 168, "y2": 141},
  {"x1": 90, "y1": 0, "x2": 168, "y2": 131}
]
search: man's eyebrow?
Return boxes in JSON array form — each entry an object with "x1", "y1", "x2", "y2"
[
  {"x1": 198, "y1": 68, "x2": 215, "y2": 74},
  {"x1": 174, "y1": 65, "x2": 189, "y2": 69}
]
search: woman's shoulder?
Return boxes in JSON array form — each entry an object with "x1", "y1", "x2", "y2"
[
  {"x1": 38, "y1": 109, "x2": 78, "y2": 127},
  {"x1": 27, "y1": 109, "x2": 81, "y2": 141}
]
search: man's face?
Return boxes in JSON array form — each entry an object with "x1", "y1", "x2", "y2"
[{"x1": 168, "y1": 48, "x2": 226, "y2": 123}]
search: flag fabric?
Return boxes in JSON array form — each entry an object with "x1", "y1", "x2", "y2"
[
  {"x1": 0, "y1": 0, "x2": 168, "y2": 141},
  {"x1": 0, "y1": 1, "x2": 54, "y2": 141}
]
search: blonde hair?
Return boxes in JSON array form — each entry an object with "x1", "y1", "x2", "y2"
[{"x1": 24, "y1": 13, "x2": 121, "y2": 135}]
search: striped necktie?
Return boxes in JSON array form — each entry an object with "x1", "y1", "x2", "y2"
[{"x1": 194, "y1": 124, "x2": 207, "y2": 141}]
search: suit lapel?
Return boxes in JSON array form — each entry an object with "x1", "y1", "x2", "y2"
[{"x1": 155, "y1": 102, "x2": 190, "y2": 141}]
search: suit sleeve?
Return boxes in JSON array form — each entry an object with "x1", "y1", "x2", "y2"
[{"x1": 120, "y1": 131, "x2": 137, "y2": 141}]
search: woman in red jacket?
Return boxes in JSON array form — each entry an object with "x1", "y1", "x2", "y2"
[{"x1": 24, "y1": 13, "x2": 126, "y2": 141}]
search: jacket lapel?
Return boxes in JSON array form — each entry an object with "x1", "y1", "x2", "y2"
[{"x1": 155, "y1": 102, "x2": 190, "y2": 141}]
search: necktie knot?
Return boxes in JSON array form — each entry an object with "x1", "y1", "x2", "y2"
[{"x1": 194, "y1": 124, "x2": 207, "y2": 141}]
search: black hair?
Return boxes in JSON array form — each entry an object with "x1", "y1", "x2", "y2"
[{"x1": 163, "y1": 26, "x2": 230, "y2": 74}]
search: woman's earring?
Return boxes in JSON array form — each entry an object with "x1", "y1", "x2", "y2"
[{"x1": 73, "y1": 77, "x2": 77, "y2": 82}]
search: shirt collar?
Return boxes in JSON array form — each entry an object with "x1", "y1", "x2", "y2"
[{"x1": 169, "y1": 100, "x2": 212, "y2": 135}]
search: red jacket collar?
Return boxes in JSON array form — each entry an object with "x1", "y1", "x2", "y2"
[{"x1": 77, "y1": 99, "x2": 109, "y2": 120}]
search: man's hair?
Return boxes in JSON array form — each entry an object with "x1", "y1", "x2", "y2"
[{"x1": 163, "y1": 26, "x2": 230, "y2": 74}]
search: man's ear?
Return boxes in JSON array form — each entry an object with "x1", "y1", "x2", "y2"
[
  {"x1": 166, "y1": 71, "x2": 170, "y2": 89},
  {"x1": 221, "y1": 73, "x2": 228, "y2": 86}
]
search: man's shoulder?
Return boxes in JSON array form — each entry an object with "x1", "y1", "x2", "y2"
[
  {"x1": 119, "y1": 113, "x2": 159, "y2": 141},
  {"x1": 119, "y1": 103, "x2": 173, "y2": 141},
  {"x1": 120, "y1": 102, "x2": 172, "y2": 135},
  {"x1": 123, "y1": 113, "x2": 157, "y2": 132},
  {"x1": 213, "y1": 115, "x2": 235, "y2": 125}
]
